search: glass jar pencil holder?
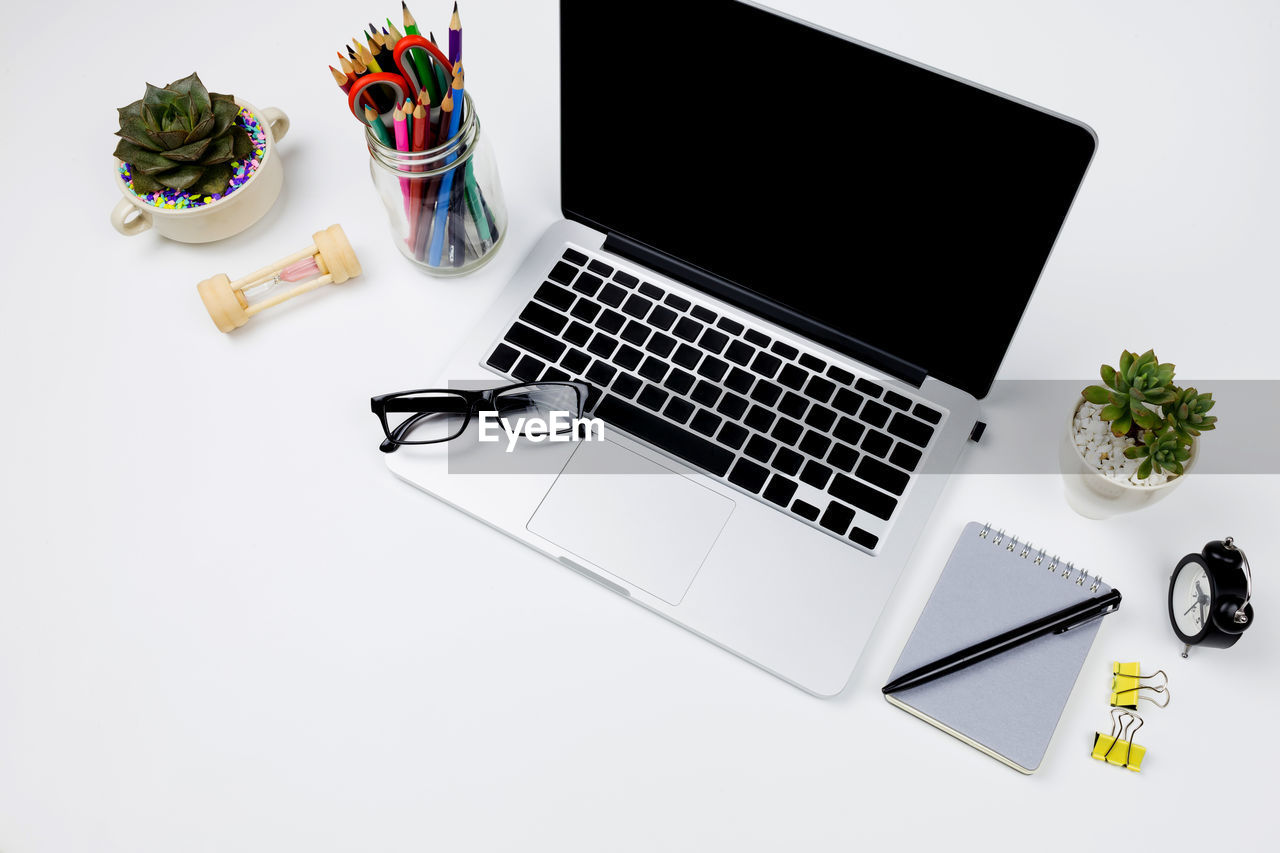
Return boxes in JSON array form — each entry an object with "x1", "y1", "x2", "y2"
[{"x1": 365, "y1": 93, "x2": 506, "y2": 276}]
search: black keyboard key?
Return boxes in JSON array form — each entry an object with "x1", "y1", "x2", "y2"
[
  {"x1": 572, "y1": 272, "x2": 603, "y2": 295},
  {"x1": 691, "y1": 381, "x2": 721, "y2": 407},
  {"x1": 645, "y1": 333, "x2": 676, "y2": 357},
  {"x1": 763, "y1": 475, "x2": 798, "y2": 507},
  {"x1": 586, "y1": 361, "x2": 616, "y2": 386},
  {"x1": 698, "y1": 328, "x2": 730, "y2": 354},
  {"x1": 541, "y1": 366, "x2": 570, "y2": 382},
  {"x1": 771, "y1": 417, "x2": 803, "y2": 446},
  {"x1": 728, "y1": 458, "x2": 769, "y2": 493},
  {"x1": 562, "y1": 248, "x2": 588, "y2": 265},
  {"x1": 673, "y1": 316, "x2": 703, "y2": 342},
  {"x1": 664, "y1": 293, "x2": 691, "y2": 311},
  {"x1": 599, "y1": 283, "x2": 627, "y2": 307},
  {"x1": 861, "y1": 430, "x2": 892, "y2": 458},
  {"x1": 505, "y1": 322, "x2": 566, "y2": 361},
  {"x1": 587, "y1": 333, "x2": 618, "y2": 359},
  {"x1": 744, "y1": 405, "x2": 776, "y2": 432},
  {"x1": 751, "y1": 352, "x2": 782, "y2": 379},
  {"x1": 520, "y1": 301, "x2": 567, "y2": 335},
  {"x1": 770, "y1": 341, "x2": 799, "y2": 360},
  {"x1": 804, "y1": 405, "x2": 837, "y2": 431},
  {"x1": 829, "y1": 474, "x2": 898, "y2": 521},
  {"x1": 718, "y1": 421, "x2": 748, "y2": 449},
  {"x1": 745, "y1": 434, "x2": 777, "y2": 463},
  {"x1": 562, "y1": 348, "x2": 590, "y2": 374},
  {"x1": 726, "y1": 368, "x2": 754, "y2": 394},
  {"x1": 801, "y1": 460, "x2": 833, "y2": 490},
  {"x1": 697, "y1": 357, "x2": 729, "y2": 382},
  {"x1": 613, "y1": 271, "x2": 639, "y2": 288},
  {"x1": 673, "y1": 344, "x2": 701, "y2": 369},
  {"x1": 827, "y1": 366, "x2": 855, "y2": 385},
  {"x1": 750, "y1": 380, "x2": 782, "y2": 407},
  {"x1": 717, "y1": 393, "x2": 748, "y2": 419},
  {"x1": 486, "y1": 343, "x2": 519, "y2": 372},
  {"x1": 772, "y1": 447, "x2": 804, "y2": 476},
  {"x1": 799, "y1": 430, "x2": 831, "y2": 458},
  {"x1": 819, "y1": 502, "x2": 855, "y2": 536},
  {"x1": 834, "y1": 417, "x2": 865, "y2": 446},
  {"x1": 596, "y1": 396, "x2": 734, "y2": 477},
  {"x1": 778, "y1": 364, "x2": 808, "y2": 391},
  {"x1": 639, "y1": 356, "x2": 669, "y2": 382},
  {"x1": 799, "y1": 353, "x2": 826, "y2": 372},
  {"x1": 717, "y1": 317, "x2": 745, "y2": 335},
  {"x1": 621, "y1": 320, "x2": 650, "y2": 346},
  {"x1": 597, "y1": 309, "x2": 626, "y2": 334},
  {"x1": 664, "y1": 396, "x2": 695, "y2": 424},
  {"x1": 805, "y1": 376, "x2": 836, "y2": 403},
  {"x1": 725, "y1": 340, "x2": 755, "y2": 366},
  {"x1": 613, "y1": 372, "x2": 641, "y2": 399},
  {"x1": 792, "y1": 500, "x2": 820, "y2": 521},
  {"x1": 639, "y1": 282, "x2": 664, "y2": 299},
  {"x1": 549, "y1": 261, "x2": 578, "y2": 285},
  {"x1": 648, "y1": 305, "x2": 678, "y2": 331},
  {"x1": 913, "y1": 403, "x2": 943, "y2": 424},
  {"x1": 849, "y1": 527, "x2": 879, "y2": 550},
  {"x1": 565, "y1": 321, "x2": 592, "y2": 346},
  {"x1": 637, "y1": 385, "x2": 668, "y2": 411},
  {"x1": 861, "y1": 400, "x2": 891, "y2": 428},
  {"x1": 691, "y1": 409, "x2": 722, "y2": 437},
  {"x1": 587, "y1": 259, "x2": 613, "y2": 277},
  {"x1": 888, "y1": 412, "x2": 936, "y2": 448},
  {"x1": 779, "y1": 392, "x2": 808, "y2": 419},
  {"x1": 744, "y1": 328, "x2": 770, "y2": 347},
  {"x1": 535, "y1": 282, "x2": 575, "y2": 311},
  {"x1": 571, "y1": 299, "x2": 601, "y2": 323},
  {"x1": 857, "y1": 456, "x2": 910, "y2": 496},
  {"x1": 890, "y1": 443, "x2": 923, "y2": 472},
  {"x1": 855, "y1": 378, "x2": 883, "y2": 397},
  {"x1": 584, "y1": 387, "x2": 603, "y2": 414},
  {"x1": 691, "y1": 305, "x2": 717, "y2": 323},
  {"x1": 664, "y1": 368, "x2": 695, "y2": 396},
  {"x1": 512, "y1": 354, "x2": 544, "y2": 381},
  {"x1": 622, "y1": 294, "x2": 653, "y2": 319},
  {"x1": 884, "y1": 390, "x2": 912, "y2": 411},
  {"x1": 828, "y1": 443, "x2": 859, "y2": 473},
  {"x1": 833, "y1": 388, "x2": 864, "y2": 416},
  {"x1": 614, "y1": 344, "x2": 643, "y2": 370}
]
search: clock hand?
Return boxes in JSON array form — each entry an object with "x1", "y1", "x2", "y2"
[{"x1": 1184, "y1": 601, "x2": 1199, "y2": 616}]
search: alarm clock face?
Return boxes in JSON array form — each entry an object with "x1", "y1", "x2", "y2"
[{"x1": 1172, "y1": 559, "x2": 1212, "y2": 639}]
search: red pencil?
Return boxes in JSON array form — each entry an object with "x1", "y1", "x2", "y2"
[
  {"x1": 414, "y1": 88, "x2": 453, "y2": 260},
  {"x1": 407, "y1": 101, "x2": 429, "y2": 251}
]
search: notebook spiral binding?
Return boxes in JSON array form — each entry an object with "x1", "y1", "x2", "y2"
[{"x1": 978, "y1": 522, "x2": 1101, "y2": 592}]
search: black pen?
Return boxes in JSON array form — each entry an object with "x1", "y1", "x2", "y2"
[{"x1": 882, "y1": 588, "x2": 1122, "y2": 695}]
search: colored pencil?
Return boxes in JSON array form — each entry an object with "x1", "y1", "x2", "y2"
[
  {"x1": 414, "y1": 88, "x2": 452, "y2": 261},
  {"x1": 400, "y1": 2, "x2": 439, "y2": 104},
  {"x1": 393, "y1": 102, "x2": 411, "y2": 216},
  {"x1": 449, "y1": 2, "x2": 462, "y2": 64},
  {"x1": 364, "y1": 103, "x2": 394, "y2": 148},
  {"x1": 329, "y1": 65, "x2": 353, "y2": 94},
  {"x1": 429, "y1": 70, "x2": 466, "y2": 266},
  {"x1": 407, "y1": 100, "x2": 430, "y2": 251},
  {"x1": 428, "y1": 32, "x2": 450, "y2": 97}
]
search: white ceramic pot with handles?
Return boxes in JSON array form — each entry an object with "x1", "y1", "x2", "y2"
[{"x1": 110, "y1": 99, "x2": 289, "y2": 243}]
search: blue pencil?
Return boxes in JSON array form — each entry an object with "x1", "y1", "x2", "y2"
[{"x1": 428, "y1": 70, "x2": 465, "y2": 266}]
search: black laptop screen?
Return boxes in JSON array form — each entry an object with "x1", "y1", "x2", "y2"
[{"x1": 560, "y1": 0, "x2": 1096, "y2": 398}]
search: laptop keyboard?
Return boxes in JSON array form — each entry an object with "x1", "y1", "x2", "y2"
[{"x1": 483, "y1": 247, "x2": 947, "y2": 554}]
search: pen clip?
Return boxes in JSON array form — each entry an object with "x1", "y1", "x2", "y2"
[{"x1": 1054, "y1": 600, "x2": 1121, "y2": 634}]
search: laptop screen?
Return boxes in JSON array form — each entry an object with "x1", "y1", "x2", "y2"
[{"x1": 560, "y1": 0, "x2": 1096, "y2": 398}]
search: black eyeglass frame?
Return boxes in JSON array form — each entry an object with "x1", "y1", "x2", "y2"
[{"x1": 370, "y1": 381, "x2": 591, "y2": 452}]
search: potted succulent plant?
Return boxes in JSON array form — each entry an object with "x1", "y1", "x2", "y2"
[
  {"x1": 109, "y1": 73, "x2": 289, "y2": 243},
  {"x1": 1060, "y1": 349, "x2": 1217, "y2": 518}
]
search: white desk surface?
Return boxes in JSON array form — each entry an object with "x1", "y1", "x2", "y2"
[{"x1": 2, "y1": 0, "x2": 1278, "y2": 849}]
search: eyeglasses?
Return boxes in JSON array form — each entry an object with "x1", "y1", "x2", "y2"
[{"x1": 370, "y1": 381, "x2": 590, "y2": 452}]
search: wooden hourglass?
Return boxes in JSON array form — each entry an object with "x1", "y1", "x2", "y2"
[{"x1": 198, "y1": 224, "x2": 362, "y2": 332}]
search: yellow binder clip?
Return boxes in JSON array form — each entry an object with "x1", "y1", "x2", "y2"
[
  {"x1": 1092, "y1": 709, "x2": 1146, "y2": 772},
  {"x1": 1110, "y1": 662, "x2": 1170, "y2": 709}
]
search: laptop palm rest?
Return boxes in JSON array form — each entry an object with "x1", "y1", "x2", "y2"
[{"x1": 527, "y1": 439, "x2": 735, "y2": 606}]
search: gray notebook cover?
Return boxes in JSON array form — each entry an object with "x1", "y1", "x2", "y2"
[{"x1": 885, "y1": 522, "x2": 1111, "y2": 774}]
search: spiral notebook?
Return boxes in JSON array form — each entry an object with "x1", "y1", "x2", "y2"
[{"x1": 885, "y1": 522, "x2": 1112, "y2": 774}]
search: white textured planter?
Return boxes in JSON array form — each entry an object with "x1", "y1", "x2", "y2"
[
  {"x1": 109, "y1": 100, "x2": 289, "y2": 243},
  {"x1": 1059, "y1": 396, "x2": 1197, "y2": 519}
]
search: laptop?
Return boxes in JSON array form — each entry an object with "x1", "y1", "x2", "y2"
[{"x1": 385, "y1": 0, "x2": 1097, "y2": 695}]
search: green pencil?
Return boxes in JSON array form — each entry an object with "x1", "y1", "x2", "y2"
[
  {"x1": 401, "y1": 2, "x2": 442, "y2": 105},
  {"x1": 364, "y1": 103, "x2": 394, "y2": 147}
]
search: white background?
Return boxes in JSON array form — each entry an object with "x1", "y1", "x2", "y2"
[{"x1": 2, "y1": 0, "x2": 1278, "y2": 850}]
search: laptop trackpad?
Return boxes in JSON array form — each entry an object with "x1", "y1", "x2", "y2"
[{"x1": 527, "y1": 440, "x2": 735, "y2": 605}]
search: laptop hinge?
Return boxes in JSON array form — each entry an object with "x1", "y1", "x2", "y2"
[{"x1": 602, "y1": 232, "x2": 928, "y2": 388}]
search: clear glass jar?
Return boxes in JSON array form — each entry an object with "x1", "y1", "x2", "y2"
[{"x1": 365, "y1": 93, "x2": 506, "y2": 276}]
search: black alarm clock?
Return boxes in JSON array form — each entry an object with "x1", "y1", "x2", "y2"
[{"x1": 1169, "y1": 537, "x2": 1255, "y2": 657}]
